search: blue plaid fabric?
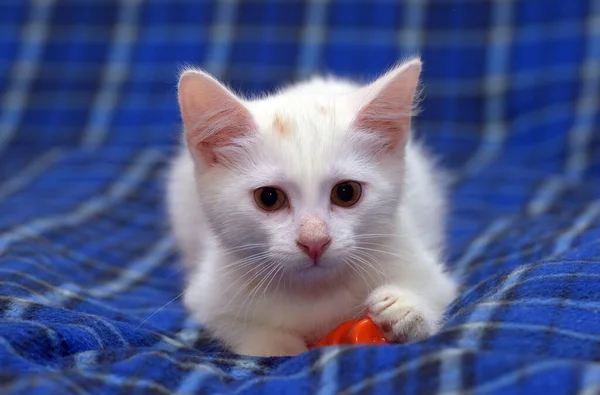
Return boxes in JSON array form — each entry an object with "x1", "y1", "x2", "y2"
[{"x1": 1, "y1": 0, "x2": 599, "y2": 393}]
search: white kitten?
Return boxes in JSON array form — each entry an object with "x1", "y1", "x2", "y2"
[{"x1": 167, "y1": 59, "x2": 458, "y2": 357}]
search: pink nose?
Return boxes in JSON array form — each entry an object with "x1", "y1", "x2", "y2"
[
  {"x1": 296, "y1": 237, "x2": 331, "y2": 260},
  {"x1": 297, "y1": 216, "x2": 331, "y2": 261}
]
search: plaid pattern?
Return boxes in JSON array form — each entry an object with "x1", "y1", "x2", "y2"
[{"x1": 1, "y1": 0, "x2": 600, "y2": 393}]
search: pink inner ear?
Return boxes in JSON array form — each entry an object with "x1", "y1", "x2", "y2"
[
  {"x1": 354, "y1": 100, "x2": 413, "y2": 152},
  {"x1": 178, "y1": 70, "x2": 257, "y2": 166},
  {"x1": 190, "y1": 106, "x2": 257, "y2": 165},
  {"x1": 350, "y1": 60, "x2": 421, "y2": 152}
]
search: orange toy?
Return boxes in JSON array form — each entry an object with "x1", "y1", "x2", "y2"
[{"x1": 309, "y1": 318, "x2": 390, "y2": 348}]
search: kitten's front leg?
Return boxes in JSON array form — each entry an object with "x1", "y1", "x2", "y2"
[
  {"x1": 366, "y1": 284, "x2": 441, "y2": 342},
  {"x1": 230, "y1": 325, "x2": 308, "y2": 357},
  {"x1": 365, "y1": 232, "x2": 457, "y2": 342}
]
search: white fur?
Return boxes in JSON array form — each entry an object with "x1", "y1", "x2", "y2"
[{"x1": 167, "y1": 60, "x2": 458, "y2": 356}]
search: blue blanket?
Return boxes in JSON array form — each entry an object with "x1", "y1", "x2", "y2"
[{"x1": 1, "y1": 1, "x2": 599, "y2": 394}]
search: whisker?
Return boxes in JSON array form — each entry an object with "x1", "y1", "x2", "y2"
[
  {"x1": 237, "y1": 260, "x2": 279, "y2": 325},
  {"x1": 212, "y1": 255, "x2": 274, "y2": 284},
  {"x1": 349, "y1": 233, "x2": 410, "y2": 240},
  {"x1": 136, "y1": 289, "x2": 187, "y2": 329},
  {"x1": 229, "y1": 260, "x2": 277, "y2": 319},
  {"x1": 220, "y1": 243, "x2": 269, "y2": 255},
  {"x1": 250, "y1": 262, "x2": 283, "y2": 321},
  {"x1": 348, "y1": 251, "x2": 389, "y2": 280},
  {"x1": 246, "y1": 262, "x2": 279, "y2": 309},
  {"x1": 220, "y1": 259, "x2": 274, "y2": 312},
  {"x1": 348, "y1": 301, "x2": 368, "y2": 320},
  {"x1": 164, "y1": 267, "x2": 183, "y2": 280},
  {"x1": 346, "y1": 254, "x2": 380, "y2": 285},
  {"x1": 355, "y1": 241, "x2": 408, "y2": 253},
  {"x1": 214, "y1": 251, "x2": 271, "y2": 273},
  {"x1": 273, "y1": 263, "x2": 287, "y2": 294},
  {"x1": 259, "y1": 263, "x2": 283, "y2": 301},
  {"x1": 343, "y1": 258, "x2": 373, "y2": 293},
  {"x1": 354, "y1": 246, "x2": 415, "y2": 260}
]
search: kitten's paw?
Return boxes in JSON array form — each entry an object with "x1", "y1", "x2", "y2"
[
  {"x1": 366, "y1": 285, "x2": 438, "y2": 342},
  {"x1": 232, "y1": 328, "x2": 308, "y2": 357}
]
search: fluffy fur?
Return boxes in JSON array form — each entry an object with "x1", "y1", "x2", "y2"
[{"x1": 167, "y1": 59, "x2": 458, "y2": 356}]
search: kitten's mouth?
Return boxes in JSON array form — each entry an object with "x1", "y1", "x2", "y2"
[
  {"x1": 271, "y1": 257, "x2": 351, "y2": 290},
  {"x1": 298, "y1": 261, "x2": 324, "y2": 271},
  {"x1": 300, "y1": 256, "x2": 329, "y2": 269},
  {"x1": 295, "y1": 257, "x2": 346, "y2": 275},
  {"x1": 292, "y1": 265, "x2": 335, "y2": 282}
]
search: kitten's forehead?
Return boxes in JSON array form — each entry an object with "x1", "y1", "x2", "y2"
[
  {"x1": 267, "y1": 106, "x2": 339, "y2": 137},
  {"x1": 248, "y1": 94, "x2": 353, "y2": 142},
  {"x1": 247, "y1": 97, "x2": 356, "y2": 182},
  {"x1": 268, "y1": 103, "x2": 337, "y2": 137}
]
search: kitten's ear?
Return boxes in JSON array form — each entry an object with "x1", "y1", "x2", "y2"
[
  {"x1": 350, "y1": 58, "x2": 421, "y2": 152},
  {"x1": 178, "y1": 69, "x2": 257, "y2": 166}
]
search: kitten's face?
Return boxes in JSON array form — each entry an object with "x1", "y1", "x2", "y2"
[
  {"x1": 196, "y1": 102, "x2": 405, "y2": 282},
  {"x1": 179, "y1": 59, "x2": 421, "y2": 286}
]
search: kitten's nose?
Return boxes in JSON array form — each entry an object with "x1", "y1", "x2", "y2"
[
  {"x1": 296, "y1": 238, "x2": 331, "y2": 261},
  {"x1": 297, "y1": 216, "x2": 331, "y2": 261}
]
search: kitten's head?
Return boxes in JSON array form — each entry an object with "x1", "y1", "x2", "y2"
[{"x1": 178, "y1": 59, "x2": 421, "y2": 286}]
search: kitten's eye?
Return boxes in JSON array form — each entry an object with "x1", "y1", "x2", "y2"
[
  {"x1": 331, "y1": 181, "x2": 362, "y2": 208},
  {"x1": 254, "y1": 187, "x2": 287, "y2": 211}
]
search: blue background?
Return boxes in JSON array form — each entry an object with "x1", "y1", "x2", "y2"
[{"x1": 0, "y1": 1, "x2": 599, "y2": 393}]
